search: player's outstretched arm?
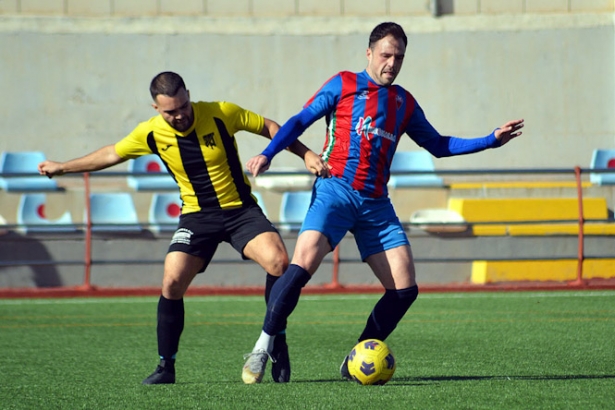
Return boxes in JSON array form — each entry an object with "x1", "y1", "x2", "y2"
[
  {"x1": 302, "y1": 151, "x2": 331, "y2": 178},
  {"x1": 494, "y1": 119, "x2": 524, "y2": 146},
  {"x1": 246, "y1": 154, "x2": 270, "y2": 177},
  {"x1": 259, "y1": 117, "x2": 330, "y2": 178},
  {"x1": 38, "y1": 144, "x2": 125, "y2": 178}
]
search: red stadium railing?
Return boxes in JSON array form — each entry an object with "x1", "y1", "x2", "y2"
[{"x1": 1, "y1": 166, "x2": 615, "y2": 296}]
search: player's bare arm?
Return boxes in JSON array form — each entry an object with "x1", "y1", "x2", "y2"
[
  {"x1": 246, "y1": 154, "x2": 271, "y2": 177},
  {"x1": 303, "y1": 151, "x2": 331, "y2": 178},
  {"x1": 38, "y1": 144, "x2": 125, "y2": 178},
  {"x1": 260, "y1": 118, "x2": 330, "y2": 178},
  {"x1": 494, "y1": 119, "x2": 524, "y2": 146}
]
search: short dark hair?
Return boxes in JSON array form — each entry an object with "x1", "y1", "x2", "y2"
[
  {"x1": 150, "y1": 71, "x2": 186, "y2": 101},
  {"x1": 368, "y1": 22, "x2": 407, "y2": 49}
]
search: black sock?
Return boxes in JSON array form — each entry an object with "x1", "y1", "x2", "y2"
[
  {"x1": 265, "y1": 273, "x2": 279, "y2": 305},
  {"x1": 263, "y1": 264, "x2": 311, "y2": 335},
  {"x1": 358, "y1": 285, "x2": 419, "y2": 342},
  {"x1": 265, "y1": 273, "x2": 288, "y2": 335},
  {"x1": 157, "y1": 295, "x2": 184, "y2": 364}
]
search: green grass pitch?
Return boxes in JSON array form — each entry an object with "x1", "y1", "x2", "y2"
[{"x1": 1, "y1": 291, "x2": 614, "y2": 409}]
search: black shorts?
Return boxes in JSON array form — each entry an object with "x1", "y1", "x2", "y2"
[{"x1": 168, "y1": 204, "x2": 279, "y2": 272}]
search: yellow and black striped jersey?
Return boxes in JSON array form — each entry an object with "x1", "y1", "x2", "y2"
[{"x1": 115, "y1": 101, "x2": 263, "y2": 214}]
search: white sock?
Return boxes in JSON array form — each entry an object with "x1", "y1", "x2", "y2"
[{"x1": 253, "y1": 331, "x2": 275, "y2": 353}]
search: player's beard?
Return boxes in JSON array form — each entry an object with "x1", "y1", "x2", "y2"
[{"x1": 172, "y1": 113, "x2": 194, "y2": 132}]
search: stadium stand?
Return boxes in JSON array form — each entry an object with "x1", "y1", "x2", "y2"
[
  {"x1": 127, "y1": 154, "x2": 177, "y2": 191},
  {"x1": 589, "y1": 149, "x2": 615, "y2": 185},
  {"x1": 252, "y1": 167, "x2": 315, "y2": 192},
  {"x1": 448, "y1": 197, "x2": 615, "y2": 235},
  {"x1": 409, "y1": 208, "x2": 467, "y2": 233},
  {"x1": 251, "y1": 191, "x2": 268, "y2": 218},
  {"x1": 87, "y1": 192, "x2": 142, "y2": 232},
  {"x1": 278, "y1": 190, "x2": 312, "y2": 231},
  {"x1": 16, "y1": 193, "x2": 76, "y2": 233},
  {"x1": 148, "y1": 192, "x2": 181, "y2": 234},
  {"x1": 0, "y1": 151, "x2": 59, "y2": 192},
  {"x1": 471, "y1": 259, "x2": 615, "y2": 284},
  {"x1": 387, "y1": 151, "x2": 444, "y2": 188}
]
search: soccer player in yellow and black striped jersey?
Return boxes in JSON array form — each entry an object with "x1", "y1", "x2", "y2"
[{"x1": 38, "y1": 71, "x2": 330, "y2": 385}]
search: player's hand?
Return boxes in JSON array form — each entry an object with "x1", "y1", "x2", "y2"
[
  {"x1": 303, "y1": 151, "x2": 331, "y2": 178},
  {"x1": 494, "y1": 119, "x2": 524, "y2": 146},
  {"x1": 38, "y1": 160, "x2": 64, "y2": 178},
  {"x1": 246, "y1": 154, "x2": 270, "y2": 177}
]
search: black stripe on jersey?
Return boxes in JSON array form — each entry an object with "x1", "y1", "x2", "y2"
[
  {"x1": 146, "y1": 132, "x2": 178, "y2": 183},
  {"x1": 177, "y1": 130, "x2": 219, "y2": 209},
  {"x1": 214, "y1": 117, "x2": 255, "y2": 207}
]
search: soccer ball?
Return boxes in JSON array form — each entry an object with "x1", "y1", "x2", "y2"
[{"x1": 347, "y1": 339, "x2": 396, "y2": 385}]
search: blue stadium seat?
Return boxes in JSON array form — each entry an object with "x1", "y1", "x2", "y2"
[
  {"x1": 148, "y1": 193, "x2": 182, "y2": 233},
  {"x1": 17, "y1": 193, "x2": 76, "y2": 233},
  {"x1": 590, "y1": 149, "x2": 615, "y2": 185},
  {"x1": 387, "y1": 151, "x2": 444, "y2": 188},
  {"x1": 279, "y1": 190, "x2": 312, "y2": 232},
  {"x1": 87, "y1": 193, "x2": 141, "y2": 232},
  {"x1": 127, "y1": 154, "x2": 177, "y2": 191},
  {"x1": 251, "y1": 191, "x2": 268, "y2": 218},
  {"x1": 0, "y1": 151, "x2": 59, "y2": 192},
  {"x1": 0, "y1": 213, "x2": 7, "y2": 235}
]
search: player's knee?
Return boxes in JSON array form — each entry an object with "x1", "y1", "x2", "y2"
[
  {"x1": 161, "y1": 276, "x2": 187, "y2": 299},
  {"x1": 262, "y1": 250, "x2": 289, "y2": 277}
]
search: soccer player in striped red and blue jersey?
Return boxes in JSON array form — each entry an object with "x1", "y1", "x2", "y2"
[{"x1": 242, "y1": 22, "x2": 524, "y2": 383}]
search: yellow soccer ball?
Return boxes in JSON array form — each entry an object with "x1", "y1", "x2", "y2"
[{"x1": 347, "y1": 339, "x2": 396, "y2": 385}]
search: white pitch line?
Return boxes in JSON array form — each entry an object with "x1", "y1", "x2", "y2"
[{"x1": 0, "y1": 290, "x2": 614, "y2": 306}]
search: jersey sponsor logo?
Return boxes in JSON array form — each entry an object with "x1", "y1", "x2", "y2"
[
  {"x1": 357, "y1": 90, "x2": 370, "y2": 100},
  {"x1": 355, "y1": 116, "x2": 396, "y2": 142},
  {"x1": 170, "y1": 228, "x2": 193, "y2": 245},
  {"x1": 161, "y1": 144, "x2": 172, "y2": 151}
]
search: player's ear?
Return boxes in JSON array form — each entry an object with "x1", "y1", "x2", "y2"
[{"x1": 366, "y1": 47, "x2": 372, "y2": 61}]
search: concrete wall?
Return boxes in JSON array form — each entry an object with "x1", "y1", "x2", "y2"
[
  {"x1": 1, "y1": 0, "x2": 613, "y2": 16},
  {"x1": 1, "y1": 4, "x2": 614, "y2": 289},
  {"x1": 0, "y1": 10, "x2": 614, "y2": 172}
]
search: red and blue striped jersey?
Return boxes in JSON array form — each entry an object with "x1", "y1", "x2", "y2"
[{"x1": 304, "y1": 70, "x2": 439, "y2": 198}]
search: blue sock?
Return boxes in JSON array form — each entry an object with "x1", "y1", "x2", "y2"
[
  {"x1": 358, "y1": 285, "x2": 419, "y2": 342},
  {"x1": 263, "y1": 264, "x2": 311, "y2": 335},
  {"x1": 264, "y1": 273, "x2": 279, "y2": 305}
]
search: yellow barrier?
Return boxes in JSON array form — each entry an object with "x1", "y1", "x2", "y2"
[
  {"x1": 449, "y1": 181, "x2": 593, "y2": 189},
  {"x1": 448, "y1": 197, "x2": 613, "y2": 236},
  {"x1": 471, "y1": 259, "x2": 615, "y2": 284}
]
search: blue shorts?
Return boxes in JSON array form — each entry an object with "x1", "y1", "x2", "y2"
[{"x1": 300, "y1": 177, "x2": 409, "y2": 260}]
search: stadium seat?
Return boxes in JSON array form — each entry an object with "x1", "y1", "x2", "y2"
[
  {"x1": 0, "y1": 151, "x2": 59, "y2": 192},
  {"x1": 589, "y1": 149, "x2": 615, "y2": 185},
  {"x1": 387, "y1": 151, "x2": 444, "y2": 188},
  {"x1": 279, "y1": 190, "x2": 312, "y2": 231},
  {"x1": 148, "y1": 192, "x2": 182, "y2": 233},
  {"x1": 251, "y1": 191, "x2": 268, "y2": 218},
  {"x1": 252, "y1": 167, "x2": 315, "y2": 192},
  {"x1": 86, "y1": 193, "x2": 141, "y2": 232},
  {"x1": 0, "y1": 213, "x2": 7, "y2": 235},
  {"x1": 127, "y1": 154, "x2": 177, "y2": 191},
  {"x1": 17, "y1": 193, "x2": 76, "y2": 233},
  {"x1": 409, "y1": 208, "x2": 468, "y2": 233}
]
